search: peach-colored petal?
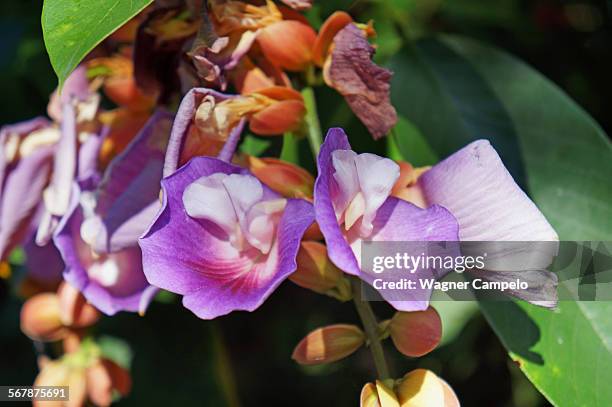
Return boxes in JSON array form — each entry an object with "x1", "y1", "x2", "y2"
[
  {"x1": 312, "y1": 11, "x2": 353, "y2": 66},
  {"x1": 258, "y1": 20, "x2": 316, "y2": 71},
  {"x1": 249, "y1": 99, "x2": 305, "y2": 135}
]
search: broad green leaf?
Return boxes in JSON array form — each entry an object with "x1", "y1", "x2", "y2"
[
  {"x1": 389, "y1": 35, "x2": 612, "y2": 406},
  {"x1": 388, "y1": 116, "x2": 438, "y2": 166},
  {"x1": 41, "y1": 0, "x2": 152, "y2": 87}
]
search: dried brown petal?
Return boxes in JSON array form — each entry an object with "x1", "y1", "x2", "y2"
[{"x1": 327, "y1": 24, "x2": 397, "y2": 139}]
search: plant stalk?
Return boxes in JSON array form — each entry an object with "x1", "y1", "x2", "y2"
[
  {"x1": 301, "y1": 86, "x2": 323, "y2": 157},
  {"x1": 350, "y1": 277, "x2": 391, "y2": 380}
]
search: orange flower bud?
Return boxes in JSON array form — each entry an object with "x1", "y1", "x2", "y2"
[
  {"x1": 360, "y1": 380, "x2": 400, "y2": 407},
  {"x1": 312, "y1": 11, "x2": 354, "y2": 66},
  {"x1": 258, "y1": 20, "x2": 316, "y2": 71},
  {"x1": 395, "y1": 369, "x2": 460, "y2": 407},
  {"x1": 247, "y1": 87, "x2": 306, "y2": 135},
  {"x1": 20, "y1": 293, "x2": 67, "y2": 342},
  {"x1": 388, "y1": 307, "x2": 442, "y2": 357},
  {"x1": 391, "y1": 161, "x2": 429, "y2": 208},
  {"x1": 57, "y1": 282, "x2": 100, "y2": 328},
  {"x1": 290, "y1": 241, "x2": 351, "y2": 301},
  {"x1": 292, "y1": 324, "x2": 365, "y2": 365},
  {"x1": 243, "y1": 155, "x2": 314, "y2": 199}
]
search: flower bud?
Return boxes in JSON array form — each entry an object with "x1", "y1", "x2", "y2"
[
  {"x1": 396, "y1": 369, "x2": 459, "y2": 407},
  {"x1": 242, "y1": 155, "x2": 314, "y2": 199},
  {"x1": 57, "y1": 281, "x2": 100, "y2": 328},
  {"x1": 20, "y1": 293, "x2": 67, "y2": 342},
  {"x1": 248, "y1": 87, "x2": 306, "y2": 135},
  {"x1": 258, "y1": 20, "x2": 317, "y2": 71},
  {"x1": 388, "y1": 307, "x2": 442, "y2": 357},
  {"x1": 292, "y1": 324, "x2": 365, "y2": 365},
  {"x1": 290, "y1": 241, "x2": 351, "y2": 301},
  {"x1": 360, "y1": 380, "x2": 400, "y2": 407}
]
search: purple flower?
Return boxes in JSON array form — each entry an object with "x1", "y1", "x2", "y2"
[
  {"x1": 54, "y1": 183, "x2": 154, "y2": 315},
  {"x1": 315, "y1": 128, "x2": 559, "y2": 310},
  {"x1": 53, "y1": 112, "x2": 172, "y2": 315},
  {"x1": 139, "y1": 157, "x2": 314, "y2": 319},
  {"x1": 314, "y1": 128, "x2": 460, "y2": 311}
]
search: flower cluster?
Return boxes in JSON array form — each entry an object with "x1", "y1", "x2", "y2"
[{"x1": 2, "y1": 1, "x2": 559, "y2": 405}]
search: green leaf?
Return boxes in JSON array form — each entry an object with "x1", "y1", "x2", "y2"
[
  {"x1": 41, "y1": 0, "x2": 152, "y2": 87},
  {"x1": 388, "y1": 116, "x2": 438, "y2": 166},
  {"x1": 389, "y1": 35, "x2": 612, "y2": 406}
]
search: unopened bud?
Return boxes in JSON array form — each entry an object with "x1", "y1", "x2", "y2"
[
  {"x1": 388, "y1": 307, "x2": 442, "y2": 357},
  {"x1": 292, "y1": 324, "x2": 365, "y2": 365},
  {"x1": 360, "y1": 380, "x2": 400, "y2": 407},
  {"x1": 396, "y1": 369, "x2": 459, "y2": 407},
  {"x1": 289, "y1": 241, "x2": 351, "y2": 301},
  {"x1": 20, "y1": 293, "x2": 66, "y2": 342}
]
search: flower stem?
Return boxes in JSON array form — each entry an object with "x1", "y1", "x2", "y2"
[
  {"x1": 350, "y1": 277, "x2": 391, "y2": 380},
  {"x1": 211, "y1": 322, "x2": 241, "y2": 407},
  {"x1": 301, "y1": 86, "x2": 323, "y2": 157}
]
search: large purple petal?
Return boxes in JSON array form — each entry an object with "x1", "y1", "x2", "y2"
[
  {"x1": 140, "y1": 157, "x2": 314, "y2": 319},
  {"x1": 89, "y1": 111, "x2": 173, "y2": 253},
  {"x1": 23, "y1": 236, "x2": 64, "y2": 285},
  {"x1": 418, "y1": 140, "x2": 558, "y2": 241},
  {"x1": 361, "y1": 198, "x2": 459, "y2": 311}
]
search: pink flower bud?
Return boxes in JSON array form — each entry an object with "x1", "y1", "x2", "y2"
[{"x1": 388, "y1": 307, "x2": 442, "y2": 357}]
